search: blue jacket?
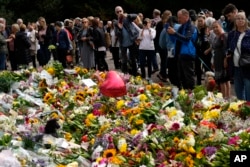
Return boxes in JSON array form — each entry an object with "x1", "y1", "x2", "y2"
[
  {"x1": 228, "y1": 29, "x2": 250, "y2": 78},
  {"x1": 159, "y1": 23, "x2": 181, "y2": 51},
  {"x1": 171, "y1": 19, "x2": 197, "y2": 59}
]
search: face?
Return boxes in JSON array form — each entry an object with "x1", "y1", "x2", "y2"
[
  {"x1": 235, "y1": 14, "x2": 246, "y2": 28},
  {"x1": 82, "y1": 19, "x2": 89, "y2": 28},
  {"x1": 225, "y1": 11, "x2": 237, "y2": 22},
  {"x1": 39, "y1": 19, "x2": 46, "y2": 27},
  {"x1": 115, "y1": 7, "x2": 123, "y2": 16},
  {"x1": 212, "y1": 22, "x2": 222, "y2": 35},
  {"x1": 177, "y1": 11, "x2": 188, "y2": 24},
  {"x1": 197, "y1": 17, "x2": 205, "y2": 28}
]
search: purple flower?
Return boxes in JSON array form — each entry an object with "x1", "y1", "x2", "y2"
[
  {"x1": 204, "y1": 146, "x2": 217, "y2": 156},
  {"x1": 156, "y1": 150, "x2": 166, "y2": 162}
]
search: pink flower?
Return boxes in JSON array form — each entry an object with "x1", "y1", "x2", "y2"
[{"x1": 228, "y1": 136, "x2": 240, "y2": 145}]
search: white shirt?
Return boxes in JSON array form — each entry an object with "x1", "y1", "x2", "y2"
[
  {"x1": 138, "y1": 28, "x2": 156, "y2": 50},
  {"x1": 234, "y1": 32, "x2": 245, "y2": 67}
]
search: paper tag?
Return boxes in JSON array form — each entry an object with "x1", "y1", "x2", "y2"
[{"x1": 81, "y1": 79, "x2": 97, "y2": 87}]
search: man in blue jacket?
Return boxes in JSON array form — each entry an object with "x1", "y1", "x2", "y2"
[{"x1": 167, "y1": 9, "x2": 198, "y2": 90}]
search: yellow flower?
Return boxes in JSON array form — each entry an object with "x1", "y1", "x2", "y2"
[
  {"x1": 43, "y1": 92, "x2": 54, "y2": 103},
  {"x1": 110, "y1": 156, "x2": 123, "y2": 165},
  {"x1": 116, "y1": 100, "x2": 125, "y2": 110},
  {"x1": 29, "y1": 118, "x2": 39, "y2": 124},
  {"x1": 167, "y1": 109, "x2": 177, "y2": 119},
  {"x1": 56, "y1": 165, "x2": 66, "y2": 167},
  {"x1": 103, "y1": 149, "x2": 116, "y2": 158},
  {"x1": 146, "y1": 85, "x2": 152, "y2": 90},
  {"x1": 130, "y1": 129, "x2": 140, "y2": 136},
  {"x1": 74, "y1": 95, "x2": 84, "y2": 101},
  {"x1": 196, "y1": 151, "x2": 203, "y2": 159},
  {"x1": 82, "y1": 68, "x2": 88, "y2": 74},
  {"x1": 138, "y1": 94, "x2": 147, "y2": 101},
  {"x1": 74, "y1": 66, "x2": 81, "y2": 73},
  {"x1": 179, "y1": 89, "x2": 186, "y2": 96},
  {"x1": 229, "y1": 101, "x2": 244, "y2": 112},
  {"x1": 185, "y1": 155, "x2": 194, "y2": 167},
  {"x1": 64, "y1": 132, "x2": 72, "y2": 141},
  {"x1": 173, "y1": 137, "x2": 180, "y2": 143},
  {"x1": 60, "y1": 81, "x2": 67, "y2": 87},
  {"x1": 98, "y1": 124, "x2": 110, "y2": 135},
  {"x1": 119, "y1": 143, "x2": 127, "y2": 153},
  {"x1": 47, "y1": 67, "x2": 55, "y2": 76},
  {"x1": 50, "y1": 112, "x2": 61, "y2": 120},
  {"x1": 203, "y1": 109, "x2": 220, "y2": 120},
  {"x1": 135, "y1": 119, "x2": 144, "y2": 125}
]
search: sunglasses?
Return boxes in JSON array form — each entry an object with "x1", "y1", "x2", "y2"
[{"x1": 116, "y1": 10, "x2": 122, "y2": 14}]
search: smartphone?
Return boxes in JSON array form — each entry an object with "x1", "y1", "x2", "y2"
[{"x1": 164, "y1": 23, "x2": 169, "y2": 29}]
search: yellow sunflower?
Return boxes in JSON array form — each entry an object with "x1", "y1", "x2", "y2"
[
  {"x1": 82, "y1": 68, "x2": 89, "y2": 74},
  {"x1": 43, "y1": 92, "x2": 54, "y2": 103},
  {"x1": 103, "y1": 149, "x2": 116, "y2": 158}
]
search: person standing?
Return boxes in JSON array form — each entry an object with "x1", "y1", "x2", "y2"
[
  {"x1": 37, "y1": 17, "x2": 54, "y2": 66},
  {"x1": 114, "y1": 6, "x2": 139, "y2": 76},
  {"x1": 195, "y1": 13, "x2": 212, "y2": 85},
  {"x1": 92, "y1": 18, "x2": 109, "y2": 71},
  {"x1": 227, "y1": 12, "x2": 250, "y2": 101},
  {"x1": 14, "y1": 24, "x2": 31, "y2": 68},
  {"x1": 138, "y1": 18, "x2": 156, "y2": 82},
  {"x1": 77, "y1": 18, "x2": 95, "y2": 70},
  {"x1": 167, "y1": 9, "x2": 197, "y2": 90},
  {"x1": 0, "y1": 23, "x2": 12, "y2": 70},
  {"x1": 110, "y1": 19, "x2": 121, "y2": 69},
  {"x1": 27, "y1": 22, "x2": 39, "y2": 68},
  {"x1": 167, "y1": 9, "x2": 198, "y2": 90},
  {"x1": 53, "y1": 21, "x2": 71, "y2": 68},
  {"x1": 211, "y1": 21, "x2": 230, "y2": 99}
]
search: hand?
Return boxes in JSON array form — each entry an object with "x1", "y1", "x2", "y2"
[
  {"x1": 167, "y1": 27, "x2": 175, "y2": 34},
  {"x1": 81, "y1": 37, "x2": 87, "y2": 41}
]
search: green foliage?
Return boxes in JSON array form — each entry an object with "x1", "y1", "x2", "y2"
[{"x1": 0, "y1": 71, "x2": 25, "y2": 93}]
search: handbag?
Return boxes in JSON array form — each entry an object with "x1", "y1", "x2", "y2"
[{"x1": 239, "y1": 53, "x2": 250, "y2": 67}]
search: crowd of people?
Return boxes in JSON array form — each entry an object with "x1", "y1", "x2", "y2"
[{"x1": 0, "y1": 3, "x2": 250, "y2": 101}]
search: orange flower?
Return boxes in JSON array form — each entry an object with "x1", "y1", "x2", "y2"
[{"x1": 200, "y1": 120, "x2": 217, "y2": 129}]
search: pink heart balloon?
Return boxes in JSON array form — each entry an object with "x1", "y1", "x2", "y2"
[{"x1": 100, "y1": 71, "x2": 126, "y2": 97}]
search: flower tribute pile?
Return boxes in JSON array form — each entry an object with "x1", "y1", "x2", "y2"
[{"x1": 0, "y1": 60, "x2": 250, "y2": 167}]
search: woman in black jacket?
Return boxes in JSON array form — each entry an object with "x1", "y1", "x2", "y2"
[
  {"x1": 92, "y1": 18, "x2": 109, "y2": 71},
  {"x1": 14, "y1": 24, "x2": 31, "y2": 68}
]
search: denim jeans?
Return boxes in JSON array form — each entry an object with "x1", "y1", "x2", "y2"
[
  {"x1": 234, "y1": 67, "x2": 250, "y2": 101},
  {"x1": 0, "y1": 53, "x2": 6, "y2": 70}
]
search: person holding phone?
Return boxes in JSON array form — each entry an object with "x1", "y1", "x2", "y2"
[
  {"x1": 138, "y1": 18, "x2": 156, "y2": 82},
  {"x1": 114, "y1": 6, "x2": 140, "y2": 76}
]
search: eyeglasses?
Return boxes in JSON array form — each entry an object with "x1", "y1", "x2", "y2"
[{"x1": 116, "y1": 10, "x2": 122, "y2": 14}]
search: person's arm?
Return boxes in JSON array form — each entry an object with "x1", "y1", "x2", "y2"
[{"x1": 167, "y1": 24, "x2": 194, "y2": 43}]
